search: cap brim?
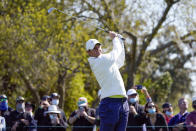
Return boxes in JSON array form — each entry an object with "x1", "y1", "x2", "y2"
[
  {"x1": 45, "y1": 111, "x2": 61, "y2": 114},
  {"x1": 78, "y1": 103, "x2": 87, "y2": 107}
]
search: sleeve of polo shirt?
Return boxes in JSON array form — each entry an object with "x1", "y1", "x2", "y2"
[{"x1": 105, "y1": 37, "x2": 125, "y2": 68}]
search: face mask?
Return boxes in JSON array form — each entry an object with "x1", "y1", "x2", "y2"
[
  {"x1": 51, "y1": 99, "x2": 59, "y2": 105},
  {"x1": 16, "y1": 103, "x2": 25, "y2": 112},
  {"x1": 0, "y1": 101, "x2": 8, "y2": 111},
  {"x1": 165, "y1": 111, "x2": 173, "y2": 116},
  {"x1": 129, "y1": 97, "x2": 138, "y2": 104},
  {"x1": 49, "y1": 114, "x2": 58, "y2": 120},
  {"x1": 148, "y1": 108, "x2": 156, "y2": 114}
]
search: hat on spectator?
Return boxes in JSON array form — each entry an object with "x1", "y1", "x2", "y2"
[
  {"x1": 0, "y1": 94, "x2": 7, "y2": 99},
  {"x1": 50, "y1": 93, "x2": 60, "y2": 99},
  {"x1": 78, "y1": 97, "x2": 88, "y2": 107},
  {"x1": 25, "y1": 102, "x2": 35, "y2": 111},
  {"x1": 127, "y1": 89, "x2": 137, "y2": 96},
  {"x1": 45, "y1": 105, "x2": 61, "y2": 114},
  {"x1": 162, "y1": 102, "x2": 172, "y2": 108},
  {"x1": 16, "y1": 96, "x2": 25, "y2": 102},
  {"x1": 41, "y1": 95, "x2": 50, "y2": 101},
  {"x1": 192, "y1": 96, "x2": 196, "y2": 102}
]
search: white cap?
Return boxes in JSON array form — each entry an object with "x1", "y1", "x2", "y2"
[
  {"x1": 45, "y1": 105, "x2": 61, "y2": 114},
  {"x1": 127, "y1": 89, "x2": 137, "y2": 96},
  {"x1": 192, "y1": 96, "x2": 196, "y2": 102},
  {"x1": 78, "y1": 97, "x2": 88, "y2": 107},
  {"x1": 86, "y1": 39, "x2": 101, "y2": 51}
]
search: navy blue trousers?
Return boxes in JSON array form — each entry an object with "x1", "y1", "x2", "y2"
[{"x1": 99, "y1": 97, "x2": 129, "y2": 131}]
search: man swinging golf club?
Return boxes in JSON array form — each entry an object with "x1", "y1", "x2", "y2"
[{"x1": 86, "y1": 31, "x2": 129, "y2": 131}]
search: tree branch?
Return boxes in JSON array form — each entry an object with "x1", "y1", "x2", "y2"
[{"x1": 149, "y1": 41, "x2": 176, "y2": 56}]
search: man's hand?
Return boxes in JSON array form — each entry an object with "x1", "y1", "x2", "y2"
[
  {"x1": 11, "y1": 121, "x2": 19, "y2": 131},
  {"x1": 130, "y1": 105, "x2": 137, "y2": 115},
  {"x1": 109, "y1": 31, "x2": 117, "y2": 39},
  {"x1": 80, "y1": 110, "x2": 88, "y2": 117},
  {"x1": 20, "y1": 119, "x2": 29, "y2": 126}
]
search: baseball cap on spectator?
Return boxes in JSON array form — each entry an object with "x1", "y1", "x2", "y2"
[
  {"x1": 162, "y1": 102, "x2": 172, "y2": 108},
  {"x1": 127, "y1": 89, "x2": 137, "y2": 96},
  {"x1": 78, "y1": 97, "x2": 88, "y2": 107},
  {"x1": 25, "y1": 102, "x2": 35, "y2": 111},
  {"x1": 0, "y1": 94, "x2": 7, "y2": 99},
  {"x1": 192, "y1": 96, "x2": 196, "y2": 102},
  {"x1": 50, "y1": 93, "x2": 60, "y2": 99},
  {"x1": 41, "y1": 95, "x2": 50, "y2": 101},
  {"x1": 16, "y1": 96, "x2": 25, "y2": 103}
]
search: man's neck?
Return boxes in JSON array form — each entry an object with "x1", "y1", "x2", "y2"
[{"x1": 179, "y1": 109, "x2": 187, "y2": 115}]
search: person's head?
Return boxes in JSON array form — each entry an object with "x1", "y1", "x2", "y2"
[
  {"x1": 0, "y1": 94, "x2": 8, "y2": 111},
  {"x1": 145, "y1": 101, "x2": 159, "y2": 115},
  {"x1": 50, "y1": 93, "x2": 60, "y2": 106},
  {"x1": 162, "y1": 102, "x2": 173, "y2": 116},
  {"x1": 41, "y1": 95, "x2": 51, "y2": 103},
  {"x1": 86, "y1": 39, "x2": 102, "y2": 57},
  {"x1": 16, "y1": 96, "x2": 25, "y2": 113},
  {"x1": 45, "y1": 105, "x2": 61, "y2": 123},
  {"x1": 127, "y1": 89, "x2": 138, "y2": 104},
  {"x1": 78, "y1": 97, "x2": 88, "y2": 111},
  {"x1": 178, "y1": 98, "x2": 188, "y2": 111},
  {"x1": 25, "y1": 102, "x2": 35, "y2": 112},
  {"x1": 192, "y1": 96, "x2": 196, "y2": 111}
]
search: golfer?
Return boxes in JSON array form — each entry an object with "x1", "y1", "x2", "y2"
[{"x1": 86, "y1": 31, "x2": 129, "y2": 131}]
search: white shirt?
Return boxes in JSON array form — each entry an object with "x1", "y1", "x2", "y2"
[{"x1": 88, "y1": 37, "x2": 127, "y2": 99}]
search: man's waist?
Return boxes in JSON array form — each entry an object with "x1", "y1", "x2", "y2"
[{"x1": 102, "y1": 96, "x2": 127, "y2": 102}]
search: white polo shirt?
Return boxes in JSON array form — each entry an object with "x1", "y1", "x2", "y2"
[{"x1": 88, "y1": 37, "x2": 127, "y2": 99}]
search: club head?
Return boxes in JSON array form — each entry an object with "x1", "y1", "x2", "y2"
[{"x1": 48, "y1": 7, "x2": 56, "y2": 13}]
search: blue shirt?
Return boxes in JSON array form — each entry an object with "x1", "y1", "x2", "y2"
[{"x1": 168, "y1": 112, "x2": 189, "y2": 126}]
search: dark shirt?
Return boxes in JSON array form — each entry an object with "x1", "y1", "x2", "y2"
[
  {"x1": 34, "y1": 107, "x2": 48, "y2": 131},
  {"x1": 69, "y1": 108, "x2": 95, "y2": 131},
  {"x1": 42, "y1": 115, "x2": 67, "y2": 131},
  {"x1": 168, "y1": 112, "x2": 189, "y2": 131},
  {"x1": 137, "y1": 113, "x2": 169, "y2": 131},
  {"x1": 127, "y1": 103, "x2": 144, "y2": 131},
  {"x1": 1, "y1": 107, "x2": 13, "y2": 130},
  {"x1": 9, "y1": 110, "x2": 36, "y2": 131}
]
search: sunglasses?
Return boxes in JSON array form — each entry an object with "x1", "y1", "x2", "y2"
[
  {"x1": 148, "y1": 105, "x2": 155, "y2": 108},
  {"x1": 0, "y1": 99, "x2": 7, "y2": 102}
]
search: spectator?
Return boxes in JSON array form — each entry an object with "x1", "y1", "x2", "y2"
[
  {"x1": 42, "y1": 105, "x2": 67, "y2": 131},
  {"x1": 162, "y1": 102, "x2": 173, "y2": 124},
  {"x1": 0, "y1": 110, "x2": 6, "y2": 131},
  {"x1": 50, "y1": 93, "x2": 67, "y2": 124},
  {"x1": 25, "y1": 102, "x2": 35, "y2": 117},
  {"x1": 138, "y1": 101, "x2": 168, "y2": 131},
  {"x1": 186, "y1": 96, "x2": 196, "y2": 131},
  {"x1": 127, "y1": 86, "x2": 152, "y2": 131},
  {"x1": 168, "y1": 98, "x2": 189, "y2": 131},
  {"x1": 68, "y1": 97, "x2": 96, "y2": 131},
  {"x1": 34, "y1": 95, "x2": 50, "y2": 131},
  {"x1": 0, "y1": 94, "x2": 13, "y2": 130},
  {"x1": 126, "y1": 88, "x2": 145, "y2": 131},
  {"x1": 10, "y1": 96, "x2": 36, "y2": 131}
]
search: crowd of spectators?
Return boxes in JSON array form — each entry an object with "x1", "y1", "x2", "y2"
[{"x1": 0, "y1": 86, "x2": 195, "y2": 131}]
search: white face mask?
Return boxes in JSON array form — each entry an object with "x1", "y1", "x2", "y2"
[{"x1": 51, "y1": 99, "x2": 59, "y2": 105}]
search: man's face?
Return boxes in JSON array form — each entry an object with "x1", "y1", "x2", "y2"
[
  {"x1": 163, "y1": 107, "x2": 173, "y2": 113},
  {"x1": 179, "y1": 99, "x2": 188, "y2": 110},
  {"x1": 128, "y1": 94, "x2": 137, "y2": 100},
  {"x1": 0, "y1": 98, "x2": 8, "y2": 104},
  {"x1": 88, "y1": 44, "x2": 102, "y2": 57}
]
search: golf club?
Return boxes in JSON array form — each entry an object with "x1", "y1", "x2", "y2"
[{"x1": 48, "y1": 7, "x2": 126, "y2": 41}]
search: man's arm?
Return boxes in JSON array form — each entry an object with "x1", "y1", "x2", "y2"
[{"x1": 105, "y1": 32, "x2": 124, "y2": 66}]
